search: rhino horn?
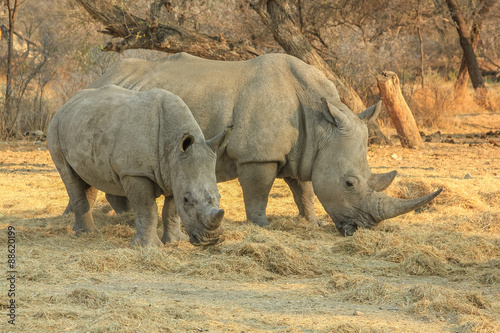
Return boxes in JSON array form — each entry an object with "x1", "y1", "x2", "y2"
[
  {"x1": 358, "y1": 100, "x2": 382, "y2": 123},
  {"x1": 209, "y1": 208, "x2": 225, "y2": 230},
  {"x1": 368, "y1": 170, "x2": 397, "y2": 192},
  {"x1": 375, "y1": 189, "x2": 442, "y2": 221}
]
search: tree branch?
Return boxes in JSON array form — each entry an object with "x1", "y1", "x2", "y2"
[
  {"x1": 0, "y1": 23, "x2": 40, "y2": 49},
  {"x1": 75, "y1": 0, "x2": 261, "y2": 60}
]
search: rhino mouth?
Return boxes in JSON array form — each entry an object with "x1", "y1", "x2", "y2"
[
  {"x1": 189, "y1": 227, "x2": 224, "y2": 246},
  {"x1": 330, "y1": 210, "x2": 379, "y2": 236},
  {"x1": 334, "y1": 222, "x2": 358, "y2": 236}
]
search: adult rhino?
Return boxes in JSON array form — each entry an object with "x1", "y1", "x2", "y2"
[
  {"x1": 48, "y1": 85, "x2": 228, "y2": 246},
  {"x1": 87, "y1": 53, "x2": 441, "y2": 236}
]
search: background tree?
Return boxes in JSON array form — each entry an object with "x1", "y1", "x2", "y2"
[
  {"x1": 2, "y1": 0, "x2": 20, "y2": 137},
  {"x1": 451, "y1": 0, "x2": 497, "y2": 101},
  {"x1": 1, "y1": 0, "x2": 499, "y2": 139},
  {"x1": 1, "y1": 0, "x2": 82, "y2": 137},
  {"x1": 444, "y1": 0, "x2": 495, "y2": 109}
]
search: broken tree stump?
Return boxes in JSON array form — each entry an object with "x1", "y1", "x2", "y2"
[{"x1": 377, "y1": 71, "x2": 424, "y2": 149}]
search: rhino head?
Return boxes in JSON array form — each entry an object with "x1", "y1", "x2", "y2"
[
  {"x1": 311, "y1": 98, "x2": 442, "y2": 236},
  {"x1": 168, "y1": 129, "x2": 230, "y2": 245}
]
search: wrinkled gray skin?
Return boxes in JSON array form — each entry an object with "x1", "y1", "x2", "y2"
[
  {"x1": 48, "y1": 85, "x2": 228, "y2": 246},
  {"x1": 85, "y1": 53, "x2": 441, "y2": 235}
]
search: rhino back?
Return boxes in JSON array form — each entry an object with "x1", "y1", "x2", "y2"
[
  {"x1": 89, "y1": 53, "x2": 340, "y2": 170},
  {"x1": 53, "y1": 86, "x2": 197, "y2": 195}
]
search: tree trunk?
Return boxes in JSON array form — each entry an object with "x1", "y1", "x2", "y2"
[
  {"x1": 416, "y1": 1, "x2": 425, "y2": 89},
  {"x1": 445, "y1": 0, "x2": 492, "y2": 109},
  {"x1": 377, "y1": 71, "x2": 424, "y2": 149},
  {"x1": 417, "y1": 25, "x2": 425, "y2": 89},
  {"x1": 2, "y1": 0, "x2": 19, "y2": 138},
  {"x1": 454, "y1": 51, "x2": 472, "y2": 99},
  {"x1": 453, "y1": 0, "x2": 496, "y2": 100},
  {"x1": 251, "y1": 0, "x2": 387, "y2": 144},
  {"x1": 454, "y1": 30, "x2": 481, "y2": 100}
]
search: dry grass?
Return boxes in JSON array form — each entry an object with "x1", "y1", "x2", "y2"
[
  {"x1": 0, "y1": 111, "x2": 499, "y2": 332},
  {"x1": 401, "y1": 80, "x2": 500, "y2": 131}
]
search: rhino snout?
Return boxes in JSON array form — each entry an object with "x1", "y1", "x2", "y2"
[
  {"x1": 334, "y1": 221, "x2": 358, "y2": 236},
  {"x1": 186, "y1": 207, "x2": 225, "y2": 246},
  {"x1": 331, "y1": 213, "x2": 376, "y2": 236},
  {"x1": 188, "y1": 227, "x2": 224, "y2": 246}
]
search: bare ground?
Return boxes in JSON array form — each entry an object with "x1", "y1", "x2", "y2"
[{"x1": 0, "y1": 114, "x2": 499, "y2": 332}]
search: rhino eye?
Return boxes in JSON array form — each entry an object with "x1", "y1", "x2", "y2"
[
  {"x1": 344, "y1": 177, "x2": 358, "y2": 189},
  {"x1": 184, "y1": 193, "x2": 192, "y2": 204}
]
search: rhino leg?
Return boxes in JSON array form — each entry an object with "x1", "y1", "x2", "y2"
[
  {"x1": 122, "y1": 176, "x2": 163, "y2": 247},
  {"x1": 63, "y1": 193, "x2": 131, "y2": 215},
  {"x1": 70, "y1": 185, "x2": 98, "y2": 236},
  {"x1": 49, "y1": 134, "x2": 98, "y2": 233},
  {"x1": 105, "y1": 193, "x2": 131, "y2": 214},
  {"x1": 161, "y1": 195, "x2": 188, "y2": 243},
  {"x1": 56, "y1": 164, "x2": 98, "y2": 235},
  {"x1": 283, "y1": 178, "x2": 323, "y2": 226},
  {"x1": 238, "y1": 162, "x2": 277, "y2": 227},
  {"x1": 63, "y1": 202, "x2": 72, "y2": 215}
]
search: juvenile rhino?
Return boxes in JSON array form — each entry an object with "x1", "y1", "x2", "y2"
[
  {"x1": 87, "y1": 53, "x2": 441, "y2": 236},
  {"x1": 47, "y1": 85, "x2": 228, "y2": 246}
]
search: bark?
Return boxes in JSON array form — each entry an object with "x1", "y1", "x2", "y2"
[
  {"x1": 417, "y1": 25, "x2": 425, "y2": 89},
  {"x1": 74, "y1": 0, "x2": 261, "y2": 60},
  {"x1": 416, "y1": 1, "x2": 425, "y2": 89},
  {"x1": 377, "y1": 71, "x2": 424, "y2": 149},
  {"x1": 454, "y1": 30, "x2": 479, "y2": 99},
  {"x1": 445, "y1": 0, "x2": 493, "y2": 108},
  {"x1": 2, "y1": 0, "x2": 19, "y2": 138},
  {"x1": 453, "y1": 0, "x2": 497, "y2": 100},
  {"x1": 250, "y1": 0, "x2": 387, "y2": 144}
]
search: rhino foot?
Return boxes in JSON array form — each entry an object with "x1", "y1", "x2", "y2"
[
  {"x1": 161, "y1": 231, "x2": 188, "y2": 244},
  {"x1": 74, "y1": 226, "x2": 98, "y2": 237},
  {"x1": 73, "y1": 213, "x2": 98, "y2": 236},
  {"x1": 130, "y1": 234, "x2": 164, "y2": 247},
  {"x1": 305, "y1": 215, "x2": 324, "y2": 227},
  {"x1": 249, "y1": 216, "x2": 270, "y2": 227}
]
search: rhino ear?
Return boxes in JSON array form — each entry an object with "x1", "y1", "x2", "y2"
[
  {"x1": 358, "y1": 100, "x2": 382, "y2": 124},
  {"x1": 321, "y1": 98, "x2": 351, "y2": 129},
  {"x1": 179, "y1": 133, "x2": 195, "y2": 152},
  {"x1": 207, "y1": 126, "x2": 231, "y2": 152}
]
